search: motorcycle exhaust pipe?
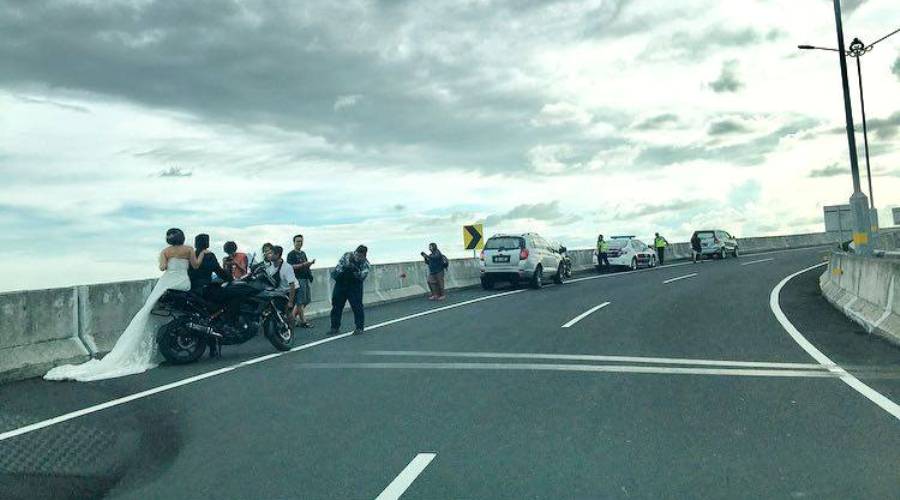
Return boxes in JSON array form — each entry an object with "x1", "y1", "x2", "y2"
[{"x1": 186, "y1": 321, "x2": 224, "y2": 338}]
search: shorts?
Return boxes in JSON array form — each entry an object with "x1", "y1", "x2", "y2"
[
  {"x1": 294, "y1": 279, "x2": 311, "y2": 306},
  {"x1": 427, "y1": 271, "x2": 445, "y2": 287}
]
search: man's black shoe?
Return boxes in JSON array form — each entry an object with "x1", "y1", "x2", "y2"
[
  {"x1": 352, "y1": 328, "x2": 364, "y2": 336},
  {"x1": 327, "y1": 328, "x2": 339, "y2": 336}
]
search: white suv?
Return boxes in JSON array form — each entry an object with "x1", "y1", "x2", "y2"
[{"x1": 480, "y1": 233, "x2": 565, "y2": 289}]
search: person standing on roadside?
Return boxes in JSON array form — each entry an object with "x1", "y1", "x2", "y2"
[
  {"x1": 421, "y1": 242, "x2": 449, "y2": 301},
  {"x1": 654, "y1": 232, "x2": 669, "y2": 266},
  {"x1": 265, "y1": 245, "x2": 298, "y2": 325},
  {"x1": 690, "y1": 233, "x2": 703, "y2": 264},
  {"x1": 328, "y1": 245, "x2": 370, "y2": 336},
  {"x1": 287, "y1": 234, "x2": 316, "y2": 329},
  {"x1": 597, "y1": 234, "x2": 610, "y2": 273}
]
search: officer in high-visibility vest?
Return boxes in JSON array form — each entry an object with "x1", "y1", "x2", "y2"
[
  {"x1": 597, "y1": 234, "x2": 610, "y2": 272},
  {"x1": 654, "y1": 232, "x2": 669, "y2": 266}
]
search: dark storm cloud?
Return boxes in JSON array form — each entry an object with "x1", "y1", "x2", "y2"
[
  {"x1": 809, "y1": 163, "x2": 846, "y2": 178},
  {"x1": 709, "y1": 60, "x2": 743, "y2": 93},
  {"x1": 708, "y1": 119, "x2": 751, "y2": 136},
  {"x1": 827, "y1": 111, "x2": 900, "y2": 140},
  {"x1": 0, "y1": 0, "x2": 651, "y2": 175}
]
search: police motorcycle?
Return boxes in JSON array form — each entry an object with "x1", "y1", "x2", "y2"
[
  {"x1": 559, "y1": 245, "x2": 574, "y2": 279},
  {"x1": 152, "y1": 259, "x2": 294, "y2": 364}
]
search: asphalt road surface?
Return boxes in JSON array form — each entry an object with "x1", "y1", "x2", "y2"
[{"x1": 2, "y1": 246, "x2": 898, "y2": 499}]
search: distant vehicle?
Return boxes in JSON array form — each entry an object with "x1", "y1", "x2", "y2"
[
  {"x1": 480, "y1": 232, "x2": 565, "y2": 289},
  {"x1": 693, "y1": 229, "x2": 739, "y2": 259},
  {"x1": 555, "y1": 241, "x2": 573, "y2": 279},
  {"x1": 593, "y1": 236, "x2": 657, "y2": 271}
]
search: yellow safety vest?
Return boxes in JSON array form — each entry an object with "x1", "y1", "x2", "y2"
[
  {"x1": 598, "y1": 241, "x2": 609, "y2": 252},
  {"x1": 655, "y1": 237, "x2": 667, "y2": 248}
]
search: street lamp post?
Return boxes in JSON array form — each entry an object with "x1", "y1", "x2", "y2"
[{"x1": 797, "y1": 2, "x2": 899, "y2": 254}]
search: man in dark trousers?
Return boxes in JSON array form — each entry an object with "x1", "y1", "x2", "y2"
[
  {"x1": 691, "y1": 232, "x2": 703, "y2": 264},
  {"x1": 654, "y1": 232, "x2": 669, "y2": 266},
  {"x1": 328, "y1": 245, "x2": 370, "y2": 336},
  {"x1": 596, "y1": 234, "x2": 610, "y2": 273}
]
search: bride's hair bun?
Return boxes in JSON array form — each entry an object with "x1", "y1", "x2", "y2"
[{"x1": 166, "y1": 228, "x2": 185, "y2": 246}]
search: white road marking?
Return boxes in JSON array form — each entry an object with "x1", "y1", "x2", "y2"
[
  {"x1": 561, "y1": 302, "x2": 611, "y2": 328},
  {"x1": 771, "y1": 263, "x2": 900, "y2": 421},
  {"x1": 566, "y1": 262, "x2": 694, "y2": 284},
  {"x1": 662, "y1": 273, "x2": 697, "y2": 284},
  {"x1": 296, "y1": 362, "x2": 838, "y2": 379},
  {"x1": 365, "y1": 350, "x2": 829, "y2": 370},
  {"x1": 0, "y1": 289, "x2": 526, "y2": 443},
  {"x1": 375, "y1": 453, "x2": 436, "y2": 500},
  {"x1": 740, "y1": 258, "x2": 775, "y2": 266}
]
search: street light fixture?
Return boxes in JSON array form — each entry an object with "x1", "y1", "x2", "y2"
[{"x1": 797, "y1": 1, "x2": 898, "y2": 255}]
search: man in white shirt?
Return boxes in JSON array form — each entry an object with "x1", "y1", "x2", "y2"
[{"x1": 265, "y1": 245, "x2": 297, "y2": 321}]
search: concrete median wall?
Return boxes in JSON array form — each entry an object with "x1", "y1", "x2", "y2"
[
  {"x1": 0, "y1": 229, "x2": 862, "y2": 382},
  {"x1": 820, "y1": 252, "x2": 900, "y2": 346}
]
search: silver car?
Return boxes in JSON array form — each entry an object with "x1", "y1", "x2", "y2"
[
  {"x1": 693, "y1": 229, "x2": 739, "y2": 259},
  {"x1": 480, "y1": 232, "x2": 565, "y2": 289}
]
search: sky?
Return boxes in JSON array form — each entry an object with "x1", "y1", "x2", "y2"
[{"x1": 1, "y1": 0, "x2": 899, "y2": 292}]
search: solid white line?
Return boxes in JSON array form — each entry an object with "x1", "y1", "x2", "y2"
[
  {"x1": 297, "y1": 362, "x2": 837, "y2": 379},
  {"x1": 566, "y1": 262, "x2": 694, "y2": 284},
  {"x1": 375, "y1": 453, "x2": 436, "y2": 500},
  {"x1": 561, "y1": 302, "x2": 611, "y2": 328},
  {"x1": 364, "y1": 350, "x2": 829, "y2": 370},
  {"x1": 662, "y1": 273, "x2": 698, "y2": 284},
  {"x1": 771, "y1": 263, "x2": 900, "y2": 421},
  {"x1": 741, "y1": 258, "x2": 775, "y2": 266},
  {"x1": 0, "y1": 289, "x2": 527, "y2": 443}
]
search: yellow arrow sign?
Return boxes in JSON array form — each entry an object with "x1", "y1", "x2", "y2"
[{"x1": 463, "y1": 224, "x2": 484, "y2": 250}]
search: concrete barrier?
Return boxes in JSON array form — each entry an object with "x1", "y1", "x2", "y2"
[
  {"x1": 0, "y1": 287, "x2": 89, "y2": 382},
  {"x1": 820, "y1": 252, "x2": 900, "y2": 346},
  {"x1": 0, "y1": 229, "x2": 876, "y2": 383}
]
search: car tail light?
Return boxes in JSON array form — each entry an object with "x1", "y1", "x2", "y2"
[{"x1": 519, "y1": 248, "x2": 529, "y2": 260}]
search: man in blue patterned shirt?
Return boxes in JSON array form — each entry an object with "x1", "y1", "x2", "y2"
[{"x1": 328, "y1": 245, "x2": 370, "y2": 336}]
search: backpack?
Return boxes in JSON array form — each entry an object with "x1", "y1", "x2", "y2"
[{"x1": 441, "y1": 255, "x2": 449, "y2": 270}]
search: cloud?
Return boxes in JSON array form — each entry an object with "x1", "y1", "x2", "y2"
[
  {"x1": 827, "y1": 111, "x2": 900, "y2": 140},
  {"x1": 709, "y1": 60, "x2": 743, "y2": 93},
  {"x1": 159, "y1": 166, "x2": 192, "y2": 177},
  {"x1": 614, "y1": 199, "x2": 710, "y2": 219},
  {"x1": 531, "y1": 102, "x2": 592, "y2": 127},
  {"x1": 633, "y1": 113, "x2": 679, "y2": 130},
  {"x1": 708, "y1": 119, "x2": 751, "y2": 136},
  {"x1": 644, "y1": 26, "x2": 785, "y2": 61},
  {"x1": 809, "y1": 163, "x2": 846, "y2": 178},
  {"x1": 334, "y1": 94, "x2": 362, "y2": 111},
  {"x1": 484, "y1": 201, "x2": 578, "y2": 226},
  {"x1": 893, "y1": 55, "x2": 900, "y2": 80}
]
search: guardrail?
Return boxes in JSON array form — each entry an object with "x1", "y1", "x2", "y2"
[
  {"x1": 0, "y1": 229, "x2": 887, "y2": 382},
  {"x1": 820, "y1": 252, "x2": 900, "y2": 346}
]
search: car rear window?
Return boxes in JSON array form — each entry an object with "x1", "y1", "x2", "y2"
[
  {"x1": 608, "y1": 240, "x2": 629, "y2": 249},
  {"x1": 695, "y1": 231, "x2": 715, "y2": 239},
  {"x1": 485, "y1": 237, "x2": 524, "y2": 250}
]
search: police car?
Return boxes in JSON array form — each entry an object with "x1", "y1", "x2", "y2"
[{"x1": 594, "y1": 236, "x2": 658, "y2": 271}]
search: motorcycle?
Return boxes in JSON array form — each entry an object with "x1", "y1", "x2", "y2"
[
  {"x1": 152, "y1": 262, "x2": 294, "y2": 364},
  {"x1": 560, "y1": 246, "x2": 573, "y2": 279}
]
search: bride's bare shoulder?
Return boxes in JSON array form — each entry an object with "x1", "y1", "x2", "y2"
[{"x1": 164, "y1": 245, "x2": 195, "y2": 259}]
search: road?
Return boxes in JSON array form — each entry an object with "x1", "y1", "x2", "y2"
[{"x1": 1, "y1": 247, "x2": 899, "y2": 499}]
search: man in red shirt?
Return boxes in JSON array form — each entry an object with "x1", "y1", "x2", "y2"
[{"x1": 223, "y1": 241, "x2": 249, "y2": 280}]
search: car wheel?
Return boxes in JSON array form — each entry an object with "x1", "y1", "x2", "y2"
[
  {"x1": 733, "y1": 247, "x2": 739, "y2": 258},
  {"x1": 531, "y1": 266, "x2": 543, "y2": 289},
  {"x1": 481, "y1": 277, "x2": 494, "y2": 290},
  {"x1": 553, "y1": 264, "x2": 564, "y2": 284},
  {"x1": 649, "y1": 256, "x2": 657, "y2": 268},
  {"x1": 630, "y1": 258, "x2": 637, "y2": 271},
  {"x1": 720, "y1": 248, "x2": 727, "y2": 259}
]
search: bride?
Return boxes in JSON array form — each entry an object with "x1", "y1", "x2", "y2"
[{"x1": 46, "y1": 228, "x2": 205, "y2": 382}]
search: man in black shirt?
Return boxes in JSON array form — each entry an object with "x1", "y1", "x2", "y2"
[{"x1": 287, "y1": 234, "x2": 316, "y2": 329}]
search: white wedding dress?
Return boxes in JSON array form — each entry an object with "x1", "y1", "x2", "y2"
[{"x1": 45, "y1": 258, "x2": 192, "y2": 382}]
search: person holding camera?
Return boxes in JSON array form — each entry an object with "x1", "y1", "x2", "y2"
[{"x1": 328, "y1": 245, "x2": 370, "y2": 336}]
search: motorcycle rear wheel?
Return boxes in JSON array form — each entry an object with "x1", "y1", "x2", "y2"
[
  {"x1": 263, "y1": 312, "x2": 294, "y2": 351},
  {"x1": 157, "y1": 319, "x2": 207, "y2": 364}
]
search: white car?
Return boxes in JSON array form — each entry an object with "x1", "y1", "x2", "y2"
[
  {"x1": 593, "y1": 236, "x2": 658, "y2": 271},
  {"x1": 480, "y1": 232, "x2": 565, "y2": 289}
]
